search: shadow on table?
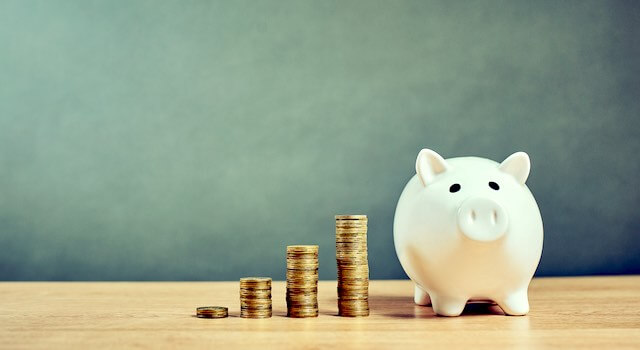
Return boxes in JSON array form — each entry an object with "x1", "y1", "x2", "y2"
[{"x1": 370, "y1": 295, "x2": 506, "y2": 318}]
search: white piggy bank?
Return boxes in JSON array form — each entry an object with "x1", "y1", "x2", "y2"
[{"x1": 393, "y1": 149, "x2": 543, "y2": 316}]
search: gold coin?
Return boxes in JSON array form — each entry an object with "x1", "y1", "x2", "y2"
[
  {"x1": 240, "y1": 297, "x2": 272, "y2": 303},
  {"x1": 338, "y1": 302, "x2": 369, "y2": 308},
  {"x1": 286, "y1": 260, "x2": 319, "y2": 265},
  {"x1": 240, "y1": 308, "x2": 273, "y2": 313},
  {"x1": 286, "y1": 294, "x2": 318, "y2": 300},
  {"x1": 239, "y1": 290, "x2": 273, "y2": 294},
  {"x1": 287, "y1": 260, "x2": 318, "y2": 265},
  {"x1": 335, "y1": 248, "x2": 367, "y2": 253},
  {"x1": 286, "y1": 274, "x2": 319, "y2": 280},
  {"x1": 239, "y1": 285, "x2": 271, "y2": 290},
  {"x1": 335, "y1": 222, "x2": 368, "y2": 228},
  {"x1": 336, "y1": 261, "x2": 369, "y2": 267},
  {"x1": 287, "y1": 310, "x2": 319, "y2": 314},
  {"x1": 335, "y1": 224, "x2": 368, "y2": 229},
  {"x1": 335, "y1": 237, "x2": 367, "y2": 244},
  {"x1": 287, "y1": 302, "x2": 318, "y2": 308},
  {"x1": 240, "y1": 283, "x2": 271, "y2": 290},
  {"x1": 335, "y1": 214, "x2": 367, "y2": 220},
  {"x1": 287, "y1": 308, "x2": 319, "y2": 314},
  {"x1": 336, "y1": 242, "x2": 367, "y2": 248},
  {"x1": 286, "y1": 275, "x2": 318, "y2": 281},
  {"x1": 335, "y1": 233, "x2": 367, "y2": 238},
  {"x1": 336, "y1": 253, "x2": 368, "y2": 259},
  {"x1": 196, "y1": 306, "x2": 228, "y2": 318},
  {"x1": 287, "y1": 285, "x2": 317, "y2": 290},
  {"x1": 338, "y1": 303, "x2": 369, "y2": 317},
  {"x1": 287, "y1": 300, "x2": 318, "y2": 306},
  {"x1": 287, "y1": 272, "x2": 318, "y2": 284},
  {"x1": 337, "y1": 268, "x2": 368, "y2": 273},
  {"x1": 241, "y1": 303, "x2": 272, "y2": 310},
  {"x1": 337, "y1": 272, "x2": 369, "y2": 277},
  {"x1": 287, "y1": 313, "x2": 318, "y2": 318},
  {"x1": 286, "y1": 256, "x2": 318, "y2": 261},
  {"x1": 335, "y1": 221, "x2": 368, "y2": 226},
  {"x1": 240, "y1": 305, "x2": 272, "y2": 308},
  {"x1": 338, "y1": 284, "x2": 369, "y2": 290},
  {"x1": 337, "y1": 293, "x2": 369, "y2": 300},
  {"x1": 286, "y1": 294, "x2": 318, "y2": 301},
  {"x1": 287, "y1": 281, "x2": 317, "y2": 287},
  {"x1": 337, "y1": 286, "x2": 369, "y2": 292},
  {"x1": 335, "y1": 222, "x2": 367, "y2": 226},
  {"x1": 286, "y1": 268, "x2": 319, "y2": 274},
  {"x1": 336, "y1": 255, "x2": 368, "y2": 261},
  {"x1": 287, "y1": 257, "x2": 316, "y2": 262},
  {"x1": 337, "y1": 278, "x2": 370, "y2": 284},
  {"x1": 287, "y1": 251, "x2": 319, "y2": 255},
  {"x1": 287, "y1": 245, "x2": 319, "y2": 252},
  {"x1": 240, "y1": 313, "x2": 273, "y2": 318},
  {"x1": 338, "y1": 310, "x2": 369, "y2": 317},
  {"x1": 336, "y1": 225, "x2": 367, "y2": 230},
  {"x1": 338, "y1": 298, "x2": 369, "y2": 303},
  {"x1": 338, "y1": 271, "x2": 369, "y2": 278},
  {"x1": 287, "y1": 311, "x2": 319, "y2": 318},
  {"x1": 240, "y1": 277, "x2": 271, "y2": 282},
  {"x1": 335, "y1": 237, "x2": 367, "y2": 242},
  {"x1": 240, "y1": 277, "x2": 272, "y2": 285},
  {"x1": 287, "y1": 267, "x2": 319, "y2": 271},
  {"x1": 286, "y1": 284, "x2": 318, "y2": 289},
  {"x1": 286, "y1": 254, "x2": 319, "y2": 259},
  {"x1": 335, "y1": 231, "x2": 367, "y2": 236},
  {"x1": 336, "y1": 259, "x2": 368, "y2": 265}
]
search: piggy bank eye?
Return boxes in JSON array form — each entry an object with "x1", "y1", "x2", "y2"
[
  {"x1": 449, "y1": 184, "x2": 461, "y2": 193},
  {"x1": 489, "y1": 181, "x2": 500, "y2": 190}
]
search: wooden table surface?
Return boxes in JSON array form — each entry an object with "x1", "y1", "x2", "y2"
[{"x1": 1, "y1": 276, "x2": 639, "y2": 349}]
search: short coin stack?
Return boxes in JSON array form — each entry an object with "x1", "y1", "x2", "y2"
[
  {"x1": 286, "y1": 245, "x2": 319, "y2": 317},
  {"x1": 239, "y1": 277, "x2": 272, "y2": 318},
  {"x1": 196, "y1": 306, "x2": 228, "y2": 318},
  {"x1": 335, "y1": 215, "x2": 370, "y2": 317}
]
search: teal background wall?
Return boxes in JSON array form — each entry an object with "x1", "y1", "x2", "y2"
[{"x1": 1, "y1": 0, "x2": 639, "y2": 281}]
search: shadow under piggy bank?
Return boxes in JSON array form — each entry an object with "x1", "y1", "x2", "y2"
[{"x1": 371, "y1": 295, "x2": 506, "y2": 319}]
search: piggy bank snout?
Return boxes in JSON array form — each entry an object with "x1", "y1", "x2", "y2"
[{"x1": 457, "y1": 197, "x2": 508, "y2": 242}]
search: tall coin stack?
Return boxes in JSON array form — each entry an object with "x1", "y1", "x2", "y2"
[
  {"x1": 286, "y1": 245, "x2": 319, "y2": 317},
  {"x1": 239, "y1": 277, "x2": 272, "y2": 318},
  {"x1": 335, "y1": 215, "x2": 370, "y2": 317}
]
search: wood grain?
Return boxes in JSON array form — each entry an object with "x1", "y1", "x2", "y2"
[{"x1": 1, "y1": 276, "x2": 639, "y2": 349}]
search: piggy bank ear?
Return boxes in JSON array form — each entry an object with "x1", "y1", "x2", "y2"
[
  {"x1": 416, "y1": 149, "x2": 450, "y2": 186},
  {"x1": 499, "y1": 152, "x2": 530, "y2": 184}
]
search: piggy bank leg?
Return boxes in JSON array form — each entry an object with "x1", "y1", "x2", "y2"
[
  {"x1": 414, "y1": 284, "x2": 431, "y2": 306},
  {"x1": 430, "y1": 294, "x2": 467, "y2": 317},
  {"x1": 496, "y1": 289, "x2": 530, "y2": 316}
]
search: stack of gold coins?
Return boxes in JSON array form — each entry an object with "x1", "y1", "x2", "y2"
[
  {"x1": 196, "y1": 306, "x2": 228, "y2": 318},
  {"x1": 239, "y1": 277, "x2": 272, "y2": 318},
  {"x1": 335, "y1": 215, "x2": 369, "y2": 317},
  {"x1": 286, "y1": 245, "x2": 319, "y2": 317}
]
